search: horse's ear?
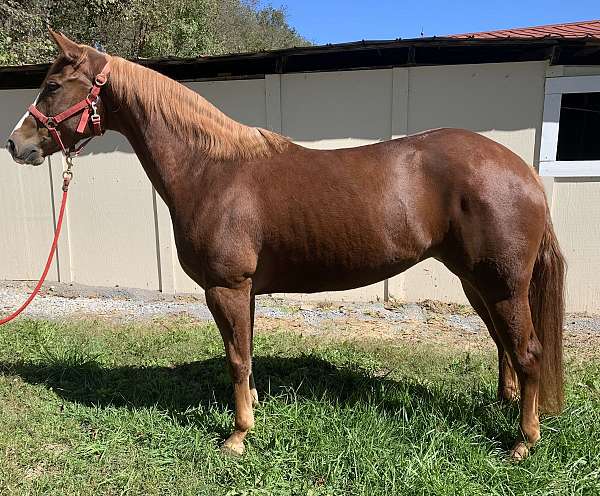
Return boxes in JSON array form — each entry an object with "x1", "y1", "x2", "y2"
[{"x1": 48, "y1": 28, "x2": 82, "y2": 60}]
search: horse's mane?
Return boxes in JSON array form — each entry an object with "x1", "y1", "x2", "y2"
[{"x1": 109, "y1": 56, "x2": 291, "y2": 161}]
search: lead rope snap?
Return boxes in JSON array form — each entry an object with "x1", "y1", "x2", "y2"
[{"x1": 63, "y1": 157, "x2": 74, "y2": 192}]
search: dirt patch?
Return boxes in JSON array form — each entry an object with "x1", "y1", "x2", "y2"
[{"x1": 255, "y1": 298, "x2": 600, "y2": 361}]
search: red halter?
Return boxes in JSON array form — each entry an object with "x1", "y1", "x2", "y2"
[{"x1": 28, "y1": 61, "x2": 111, "y2": 158}]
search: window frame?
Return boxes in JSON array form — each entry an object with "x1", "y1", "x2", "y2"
[{"x1": 539, "y1": 74, "x2": 600, "y2": 177}]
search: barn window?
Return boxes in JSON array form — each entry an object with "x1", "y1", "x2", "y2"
[
  {"x1": 540, "y1": 75, "x2": 600, "y2": 177},
  {"x1": 557, "y1": 92, "x2": 600, "y2": 161}
]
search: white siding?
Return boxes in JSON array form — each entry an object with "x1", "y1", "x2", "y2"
[
  {"x1": 0, "y1": 89, "x2": 58, "y2": 281},
  {"x1": 59, "y1": 133, "x2": 159, "y2": 289}
]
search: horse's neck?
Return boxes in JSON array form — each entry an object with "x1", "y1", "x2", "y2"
[
  {"x1": 102, "y1": 64, "x2": 288, "y2": 209},
  {"x1": 105, "y1": 90, "x2": 215, "y2": 209}
]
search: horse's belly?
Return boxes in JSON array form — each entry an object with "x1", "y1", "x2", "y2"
[
  {"x1": 257, "y1": 266, "x2": 414, "y2": 295},
  {"x1": 255, "y1": 244, "x2": 422, "y2": 295},
  {"x1": 254, "y1": 212, "x2": 433, "y2": 294}
]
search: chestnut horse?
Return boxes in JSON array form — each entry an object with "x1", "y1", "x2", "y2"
[{"x1": 7, "y1": 31, "x2": 565, "y2": 460}]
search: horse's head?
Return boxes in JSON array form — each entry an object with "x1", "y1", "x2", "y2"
[{"x1": 6, "y1": 30, "x2": 110, "y2": 166}]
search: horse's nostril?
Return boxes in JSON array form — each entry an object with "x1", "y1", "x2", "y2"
[{"x1": 6, "y1": 138, "x2": 16, "y2": 157}]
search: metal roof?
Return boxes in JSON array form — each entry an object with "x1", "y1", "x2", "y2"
[
  {"x1": 449, "y1": 19, "x2": 600, "y2": 40},
  {"x1": 1, "y1": 35, "x2": 599, "y2": 90}
]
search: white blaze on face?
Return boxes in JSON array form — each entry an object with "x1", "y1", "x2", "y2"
[{"x1": 11, "y1": 92, "x2": 40, "y2": 135}]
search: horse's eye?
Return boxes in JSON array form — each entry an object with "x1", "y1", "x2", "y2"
[{"x1": 46, "y1": 81, "x2": 60, "y2": 92}]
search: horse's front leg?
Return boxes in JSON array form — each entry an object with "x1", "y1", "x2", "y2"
[
  {"x1": 249, "y1": 294, "x2": 259, "y2": 407},
  {"x1": 206, "y1": 279, "x2": 255, "y2": 456}
]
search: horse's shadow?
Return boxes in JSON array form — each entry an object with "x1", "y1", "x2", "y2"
[{"x1": 0, "y1": 354, "x2": 518, "y2": 447}]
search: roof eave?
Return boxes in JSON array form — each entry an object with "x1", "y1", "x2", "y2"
[{"x1": 1, "y1": 37, "x2": 599, "y2": 90}]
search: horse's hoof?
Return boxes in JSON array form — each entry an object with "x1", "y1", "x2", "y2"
[
  {"x1": 221, "y1": 441, "x2": 245, "y2": 457},
  {"x1": 509, "y1": 442, "x2": 529, "y2": 461}
]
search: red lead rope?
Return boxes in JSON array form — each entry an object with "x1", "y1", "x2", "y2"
[{"x1": 0, "y1": 174, "x2": 71, "y2": 325}]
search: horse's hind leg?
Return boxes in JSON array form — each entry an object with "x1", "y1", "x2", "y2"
[
  {"x1": 206, "y1": 280, "x2": 256, "y2": 456},
  {"x1": 461, "y1": 280, "x2": 518, "y2": 403},
  {"x1": 477, "y1": 286, "x2": 542, "y2": 460}
]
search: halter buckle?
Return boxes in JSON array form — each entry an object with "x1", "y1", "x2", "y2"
[{"x1": 86, "y1": 94, "x2": 99, "y2": 107}]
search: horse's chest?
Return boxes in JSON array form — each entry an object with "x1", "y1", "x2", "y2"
[{"x1": 171, "y1": 212, "x2": 254, "y2": 288}]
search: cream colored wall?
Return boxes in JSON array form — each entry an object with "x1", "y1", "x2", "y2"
[
  {"x1": 57, "y1": 133, "x2": 160, "y2": 289},
  {"x1": 281, "y1": 70, "x2": 393, "y2": 149},
  {"x1": 2, "y1": 60, "x2": 597, "y2": 312},
  {"x1": 0, "y1": 89, "x2": 59, "y2": 282},
  {"x1": 542, "y1": 64, "x2": 600, "y2": 313},
  {"x1": 551, "y1": 180, "x2": 600, "y2": 312}
]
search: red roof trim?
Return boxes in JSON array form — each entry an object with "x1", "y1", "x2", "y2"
[{"x1": 448, "y1": 19, "x2": 600, "y2": 40}]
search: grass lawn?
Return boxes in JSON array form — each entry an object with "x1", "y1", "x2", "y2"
[{"x1": 0, "y1": 317, "x2": 598, "y2": 495}]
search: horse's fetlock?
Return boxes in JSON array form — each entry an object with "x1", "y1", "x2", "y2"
[{"x1": 235, "y1": 411, "x2": 254, "y2": 432}]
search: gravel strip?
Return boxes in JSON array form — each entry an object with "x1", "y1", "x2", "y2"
[{"x1": 0, "y1": 281, "x2": 598, "y2": 334}]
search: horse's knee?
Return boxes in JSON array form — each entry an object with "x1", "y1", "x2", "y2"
[{"x1": 228, "y1": 358, "x2": 251, "y2": 383}]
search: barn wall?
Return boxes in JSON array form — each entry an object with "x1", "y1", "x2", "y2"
[
  {"x1": 0, "y1": 89, "x2": 59, "y2": 282},
  {"x1": 543, "y1": 65, "x2": 600, "y2": 313},
  {"x1": 0, "y1": 60, "x2": 597, "y2": 312},
  {"x1": 551, "y1": 179, "x2": 600, "y2": 312},
  {"x1": 55, "y1": 134, "x2": 160, "y2": 290}
]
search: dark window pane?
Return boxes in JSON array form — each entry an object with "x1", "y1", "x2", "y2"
[{"x1": 557, "y1": 92, "x2": 600, "y2": 161}]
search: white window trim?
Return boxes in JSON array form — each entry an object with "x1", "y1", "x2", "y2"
[{"x1": 539, "y1": 74, "x2": 600, "y2": 177}]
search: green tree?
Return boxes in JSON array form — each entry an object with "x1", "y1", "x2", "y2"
[{"x1": 0, "y1": 0, "x2": 309, "y2": 65}]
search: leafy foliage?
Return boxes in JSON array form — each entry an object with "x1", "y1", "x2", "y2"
[{"x1": 0, "y1": 0, "x2": 309, "y2": 65}]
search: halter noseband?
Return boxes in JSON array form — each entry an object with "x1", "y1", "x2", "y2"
[{"x1": 28, "y1": 61, "x2": 111, "y2": 158}]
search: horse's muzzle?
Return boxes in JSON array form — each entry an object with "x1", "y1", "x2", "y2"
[{"x1": 6, "y1": 136, "x2": 44, "y2": 166}]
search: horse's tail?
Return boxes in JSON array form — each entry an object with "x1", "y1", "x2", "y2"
[{"x1": 529, "y1": 209, "x2": 566, "y2": 414}]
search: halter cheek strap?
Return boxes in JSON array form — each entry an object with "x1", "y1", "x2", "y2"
[{"x1": 28, "y1": 61, "x2": 110, "y2": 158}]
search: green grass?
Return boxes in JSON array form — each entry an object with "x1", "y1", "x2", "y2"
[{"x1": 0, "y1": 318, "x2": 598, "y2": 495}]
